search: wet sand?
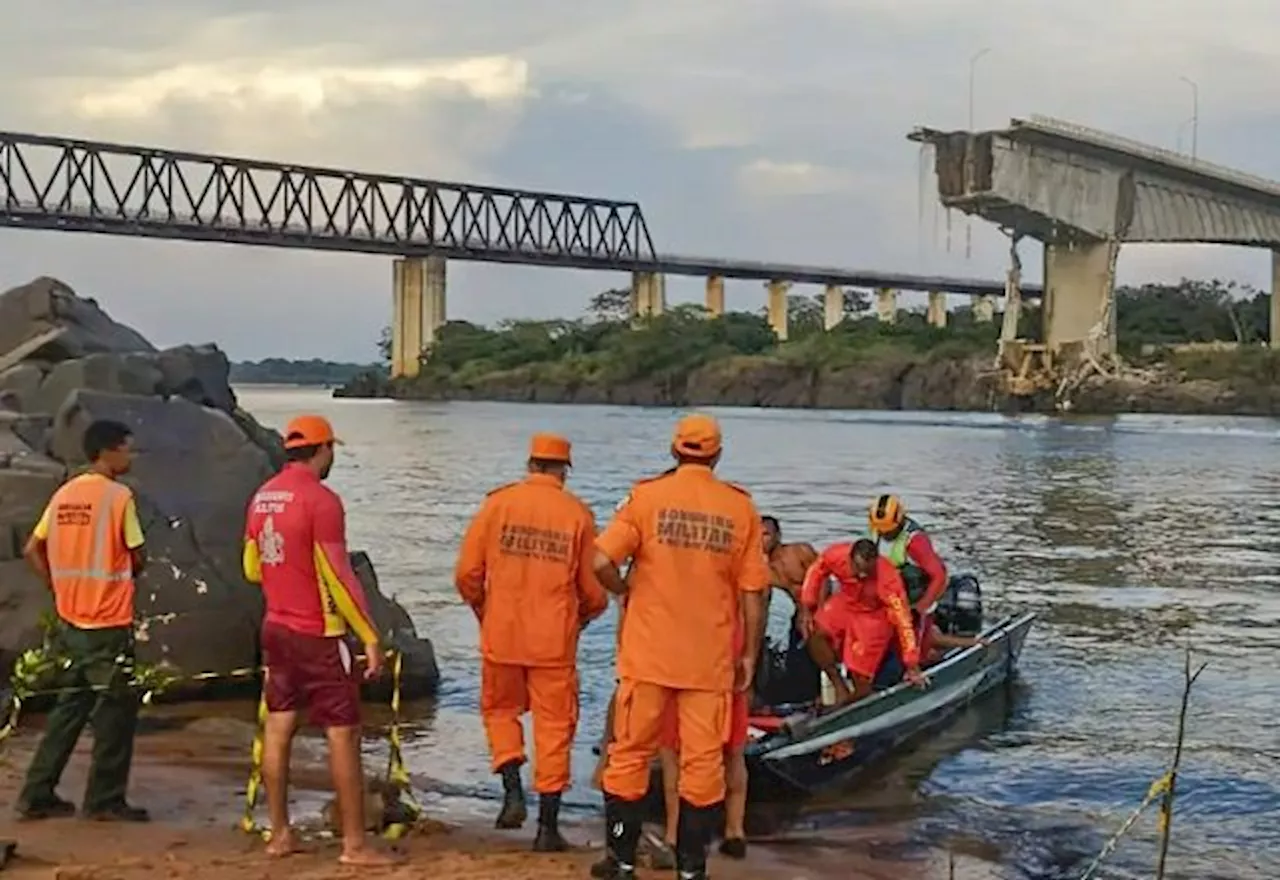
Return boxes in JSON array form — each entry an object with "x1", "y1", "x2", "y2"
[{"x1": 0, "y1": 715, "x2": 995, "y2": 879}]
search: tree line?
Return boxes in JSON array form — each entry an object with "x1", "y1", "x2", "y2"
[{"x1": 230, "y1": 358, "x2": 378, "y2": 385}]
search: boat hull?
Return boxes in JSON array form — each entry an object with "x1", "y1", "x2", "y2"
[{"x1": 744, "y1": 611, "x2": 1035, "y2": 801}]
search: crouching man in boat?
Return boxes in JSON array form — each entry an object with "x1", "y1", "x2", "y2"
[
  {"x1": 592, "y1": 414, "x2": 769, "y2": 880},
  {"x1": 799, "y1": 538, "x2": 926, "y2": 705},
  {"x1": 455, "y1": 433, "x2": 609, "y2": 850}
]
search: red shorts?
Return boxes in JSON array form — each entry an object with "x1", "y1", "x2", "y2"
[
  {"x1": 261, "y1": 623, "x2": 361, "y2": 728},
  {"x1": 659, "y1": 691, "x2": 749, "y2": 752},
  {"x1": 814, "y1": 599, "x2": 896, "y2": 680}
]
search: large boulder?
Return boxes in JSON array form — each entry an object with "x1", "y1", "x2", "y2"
[
  {"x1": 0, "y1": 277, "x2": 155, "y2": 359},
  {"x1": 0, "y1": 278, "x2": 439, "y2": 697}
]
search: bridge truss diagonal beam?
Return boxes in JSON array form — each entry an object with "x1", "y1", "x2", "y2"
[{"x1": 0, "y1": 131, "x2": 656, "y2": 269}]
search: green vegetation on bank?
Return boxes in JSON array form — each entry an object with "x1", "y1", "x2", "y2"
[
  {"x1": 378, "y1": 279, "x2": 1274, "y2": 391},
  {"x1": 229, "y1": 358, "x2": 381, "y2": 386},
  {"x1": 402, "y1": 287, "x2": 994, "y2": 390}
]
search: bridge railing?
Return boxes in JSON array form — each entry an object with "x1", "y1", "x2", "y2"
[
  {"x1": 0, "y1": 131, "x2": 657, "y2": 267},
  {"x1": 1020, "y1": 115, "x2": 1280, "y2": 199}
]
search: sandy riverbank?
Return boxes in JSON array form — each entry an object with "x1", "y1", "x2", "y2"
[{"x1": 0, "y1": 709, "x2": 999, "y2": 879}]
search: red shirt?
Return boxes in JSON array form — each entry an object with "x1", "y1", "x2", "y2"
[
  {"x1": 801, "y1": 544, "x2": 906, "y2": 613},
  {"x1": 800, "y1": 543, "x2": 919, "y2": 667},
  {"x1": 902, "y1": 529, "x2": 948, "y2": 609},
  {"x1": 243, "y1": 463, "x2": 378, "y2": 644}
]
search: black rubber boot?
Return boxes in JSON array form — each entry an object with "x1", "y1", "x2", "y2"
[
  {"x1": 532, "y1": 792, "x2": 569, "y2": 852},
  {"x1": 589, "y1": 795, "x2": 641, "y2": 879},
  {"x1": 495, "y1": 760, "x2": 527, "y2": 829},
  {"x1": 675, "y1": 799, "x2": 721, "y2": 880}
]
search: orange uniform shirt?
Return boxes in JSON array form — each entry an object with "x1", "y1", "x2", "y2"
[
  {"x1": 32, "y1": 472, "x2": 145, "y2": 629},
  {"x1": 596, "y1": 464, "x2": 769, "y2": 692},
  {"x1": 455, "y1": 473, "x2": 608, "y2": 667},
  {"x1": 801, "y1": 545, "x2": 920, "y2": 668}
]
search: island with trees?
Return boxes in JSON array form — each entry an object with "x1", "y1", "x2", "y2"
[
  {"x1": 230, "y1": 357, "x2": 380, "y2": 387},
  {"x1": 334, "y1": 279, "x2": 1280, "y2": 416}
]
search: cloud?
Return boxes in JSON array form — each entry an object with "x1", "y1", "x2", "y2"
[
  {"x1": 0, "y1": 0, "x2": 1278, "y2": 360},
  {"x1": 737, "y1": 159, "x2": 861, "y2": 197},
  {"x1": 69, "y1": 57, "x2": 532, "y2": 120}
]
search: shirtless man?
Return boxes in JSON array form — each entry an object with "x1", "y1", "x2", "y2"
[
  {"x1": 761, "y1": 516, "x2": 818, "y2": 612},
  {"x1": 761, "y1": 516, "x2": 855, "y2": 701}
]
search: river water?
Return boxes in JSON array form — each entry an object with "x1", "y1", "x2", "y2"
[{"x1": 235, "y1": 387, "x2": 1279, "y2": 880}]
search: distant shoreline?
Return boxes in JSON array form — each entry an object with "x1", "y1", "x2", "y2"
[
  {"x1": 332, "y1": 350, "x2": 1280, "y2": 418},
  {"x1": 228, "y1": 360, "x2": 379, "y2": 388}
]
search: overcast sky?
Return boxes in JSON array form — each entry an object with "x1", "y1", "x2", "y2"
[{"x1": 1, "y1": 0, "x2": 1277, "y2": 360}]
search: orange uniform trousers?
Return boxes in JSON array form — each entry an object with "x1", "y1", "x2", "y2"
[
  {"x1": 602, "y1": 678, "x2": 730, "y2": 808},
  {"x1": 480, "y1": 660, "x2": 578, "y2": 794}
]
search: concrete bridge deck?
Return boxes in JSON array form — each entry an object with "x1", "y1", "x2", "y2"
[
  {"x1": 910, "y1": 115, "x2": 1280, "y2": 360},
  {"x1": 910, "y1": 115, "x2": 1280, "y2": 246}
]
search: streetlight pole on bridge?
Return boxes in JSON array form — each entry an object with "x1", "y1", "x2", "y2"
[
  {"x1": 965, "y1": 47, "x2": 992, "y2": 259},
  {"x1": 1179, "y1": 75, "x2": 1199, "y2": 160}
]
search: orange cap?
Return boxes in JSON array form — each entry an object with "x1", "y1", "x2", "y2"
[
  {"x1": 529, "y1": 432, "x2": 572, "y2": 464},
  {"x1": 282, "y1": 414, "x2": 342, "y2": 449},
  {"x1": 672, "y1": 413, "x2": 722, "y2": 459}
]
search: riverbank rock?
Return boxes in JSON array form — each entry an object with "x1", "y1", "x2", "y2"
[
  {"x1": 0, "y1": 277, "x2": 439, "y2": 698},
  {"x1": 347, "y1": 346, "x2": 1274, "y2": 417},
  {"x1": 358, "y1": 353, "x2": 1005, "y2": 412}
]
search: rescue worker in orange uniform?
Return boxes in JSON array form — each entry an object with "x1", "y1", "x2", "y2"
[
  {"x1": 592, "y1": 414, "x2": 770, "y2": 880},
  {"x1": 454, "y1": 433, "x2": 608, "y2": 852},
  {"x1": 799, "y1": 538, "x2": 925, "y2": 704},
  {"x1": 243, "y1": 414, "x2": 398, "y2": 867},
  {"x1": 16, "y1": 419, "x2": 150, "y2": 822},
  {"x1": 656, "y1": 609, "x2": 753, "y2": 861}
]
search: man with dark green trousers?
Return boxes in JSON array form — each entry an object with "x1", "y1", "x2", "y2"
[{"x1": 15, "y1": 419, "x2": 150, "y2": 823}]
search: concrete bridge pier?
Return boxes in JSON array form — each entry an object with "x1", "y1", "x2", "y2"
[
  {"x1": 766, "y1": 280, "x2": 791, "y2": 340},
  {"x1": 823, "y1": 285, "x2": 843, "y2": 330},
  {"x1": 876, "y1": 288, "x2": 897, "y2": 323},
  {"x1": 974, "y1": 295, "x2": 995, "y2": 323},
  {"x1": 630, "y1": 271, "x2": 666, "y2": 322},
  {"x1": 705, "y1": 275, "x2": 725, "y2": 317},
  {"x1": 1043, "y1": 240, "x2": 1118, "y2": 358},
  {"x1": 926, "y1": 292, "x2": 947, "y2": 328},
  {"x1": 390, "y1": 256, "x2": 447, "y2": 379},
  {"x1": 1272, "y1": 250, "x2": 1280, "y2": 350}
]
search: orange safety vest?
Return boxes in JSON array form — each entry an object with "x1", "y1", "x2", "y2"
[{"x1": 45, "y1": 474, "x2": 137, "y2": 629}]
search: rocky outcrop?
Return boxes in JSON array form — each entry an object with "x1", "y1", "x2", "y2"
[
  {"x1": 339, "y1": 346, "x2": 1280, "y2": 417},
  {"x1": 0, "y1": 277, "x2": 438, "y2": 698},
  {"x1": 349, "y1": 353, "x2": 1004, "y2": 411}
]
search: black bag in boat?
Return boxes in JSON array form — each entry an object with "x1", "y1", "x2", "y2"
[{"x1": 752, "y1": 611, "x2": 821, "y2": 709}]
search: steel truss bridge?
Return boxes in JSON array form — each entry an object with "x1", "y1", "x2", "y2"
[{"x1": 0, "y1": 131, "x2": 1032, "y2": 296}]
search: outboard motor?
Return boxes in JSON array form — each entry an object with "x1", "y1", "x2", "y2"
[{"x1": 935, "y1": 573, "x2": 983, "y2": 636}]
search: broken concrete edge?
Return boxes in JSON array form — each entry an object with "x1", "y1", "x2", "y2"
[{"x1": 0, "y1": 327, "x2": 66, "y2": 375}]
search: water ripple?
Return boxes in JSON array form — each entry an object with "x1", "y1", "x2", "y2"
[{"x1": 237, "y1": 391, "x2": 1280, "y2": 880}]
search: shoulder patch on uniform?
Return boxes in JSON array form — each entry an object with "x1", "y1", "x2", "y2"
[
  {"x1": 485, "y1": 481, "x2": 521, "y2": 497},
  {"x1": 633, "y1": 467, "x2": 677, "y2": 487},
  {"x1": 618, "y1": 468, "x2": 676, "y2": 508}
]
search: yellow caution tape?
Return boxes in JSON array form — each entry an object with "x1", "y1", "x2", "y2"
[
  {"x1": 1076, "y1": 771, "x2": 1175, "y2": 880},
  {"x1": 239, "y1": 686, "x2": 271, "y2": 840},
  {"x1": 0, "y1": 636, "x2": 425, "y2": 843},
  {"x1": 238, "y1": 650, "x2": 423, "y2": 843}
]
